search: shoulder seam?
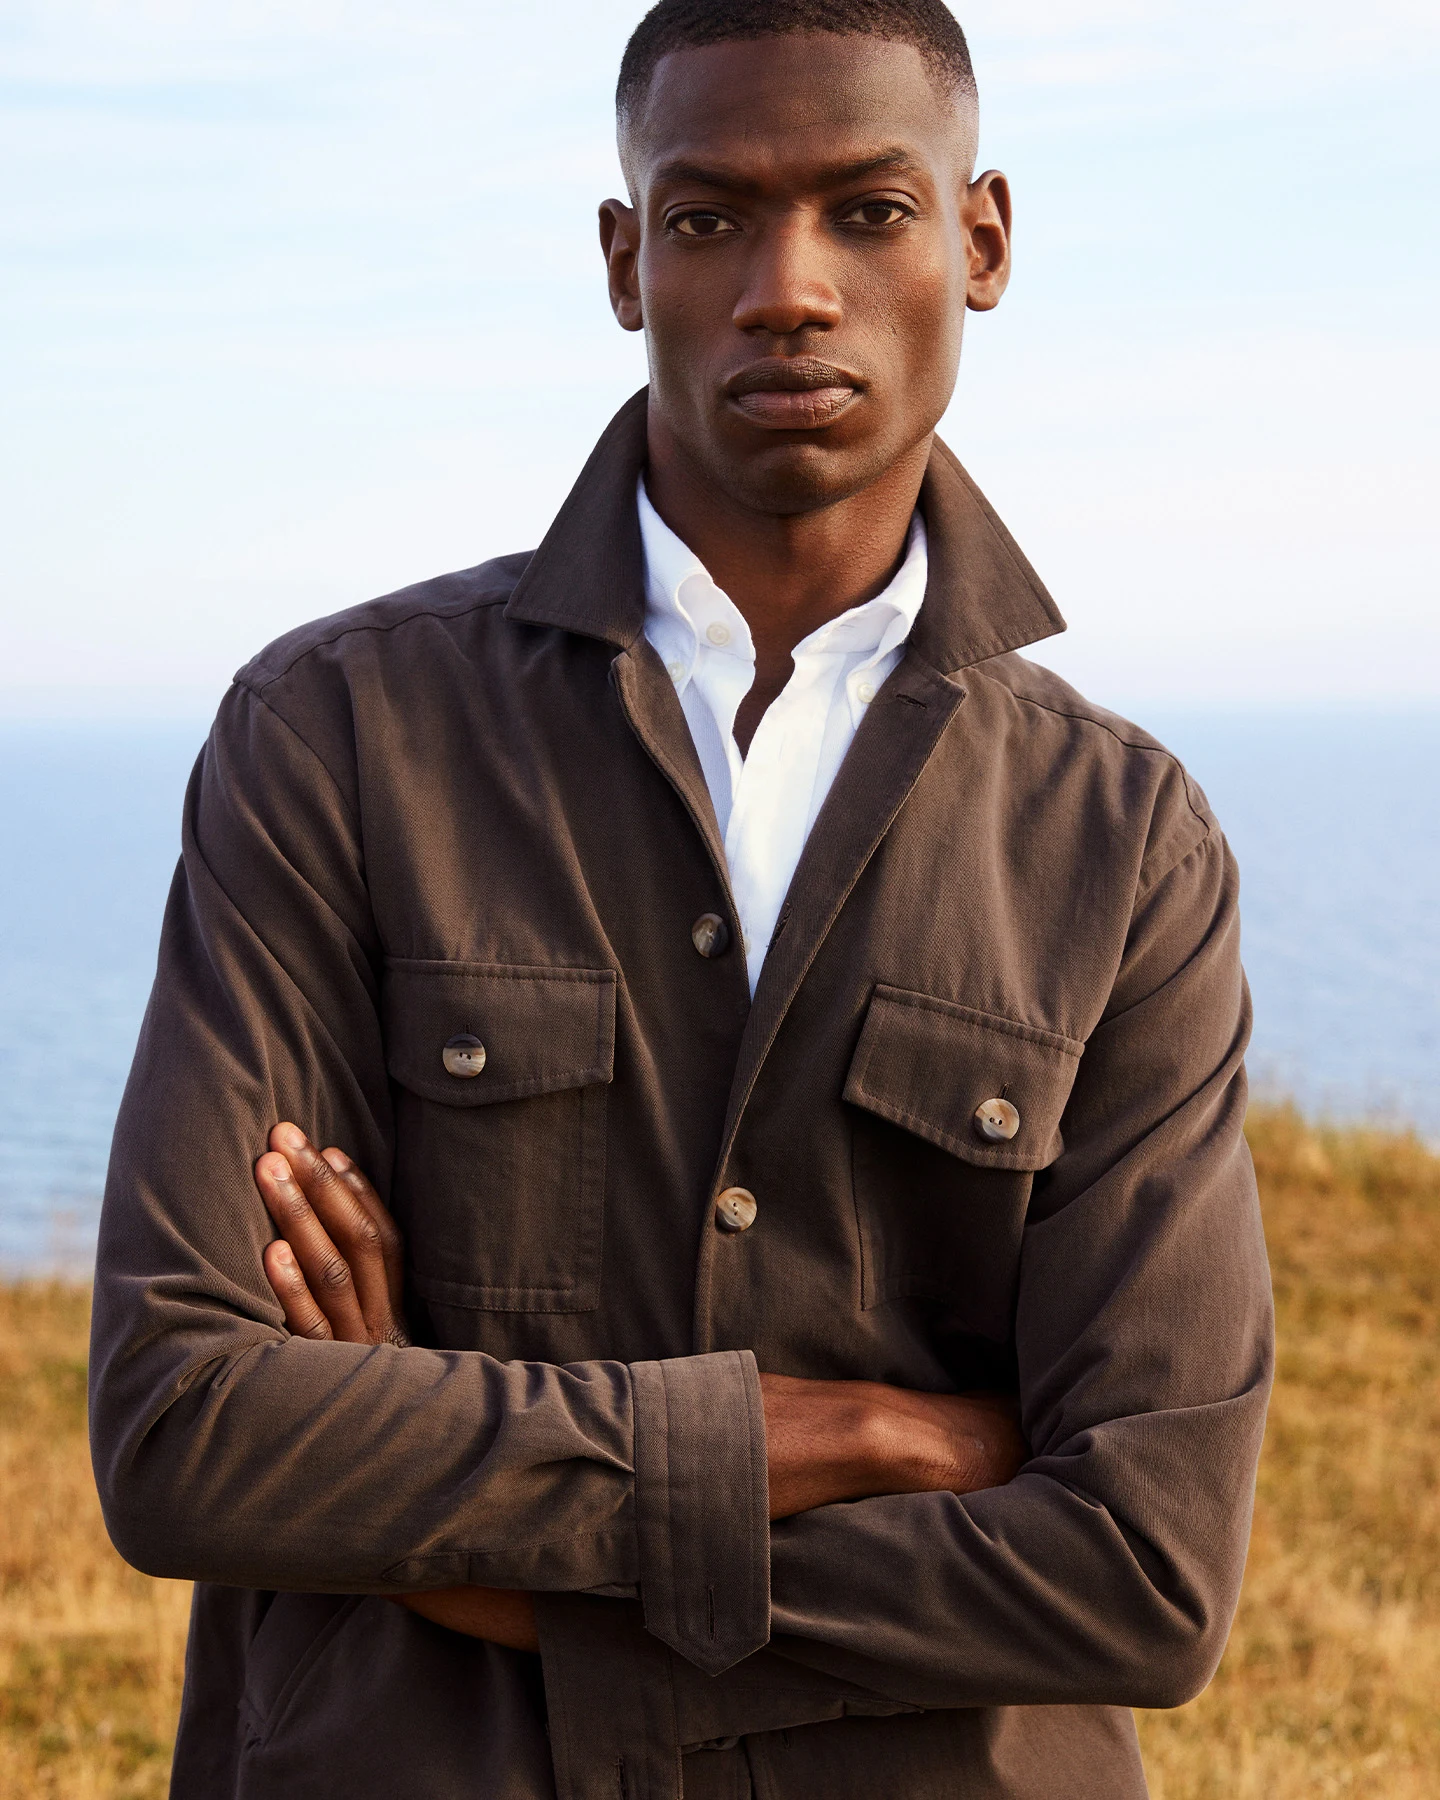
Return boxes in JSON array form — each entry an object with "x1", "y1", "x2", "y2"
[
  {"x1": 246, "y1": 585, "x2": 510, "y2": 695},
  {"x1": 998, "y1": 682, "x2": 1212, "y2": 840}
]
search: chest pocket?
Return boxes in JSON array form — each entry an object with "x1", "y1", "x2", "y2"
[
  {"x1": 383, "y1": 959, "x2": 616, "y2": 1313},
  {"x1": 844, "y1": 985, "x2": 1083, "y2": 1323}
]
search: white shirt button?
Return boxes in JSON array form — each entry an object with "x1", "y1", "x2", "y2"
[
  {"x1": 855, "y1": 679, "x2": 877, "y2": 705},
  {"x1": 705, "y1": 621, "x2": 731, "y2": 647},
  {"x1": 666, "y1": 659, "x2": 687, "y2": 684}
]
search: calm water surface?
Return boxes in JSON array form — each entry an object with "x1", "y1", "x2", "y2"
[{"x1": 1, "y1": 706, "x2": 1436, "y2": 1270}]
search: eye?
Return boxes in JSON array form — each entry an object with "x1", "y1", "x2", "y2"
[
  {"x1": 670, "y1": 211, "x2": 738, "y2": 238},
  {"x1": 843, "y1": 200, "x2": 913, "y2": 228}
]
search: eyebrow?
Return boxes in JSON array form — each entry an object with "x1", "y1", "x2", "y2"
[{"x1": 651, "y1": 148, "x2": 924, "y2": 194}]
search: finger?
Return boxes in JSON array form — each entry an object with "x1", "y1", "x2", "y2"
[
  {"x1": 268, "y1": 1124, "x2": 400, "y2": 1341},
  {"x1": 255, "y1": 1144, "x2": 369, "y2": 1342},
  {"x1": 316, "y1": 1145, "x2": 408, "y2": 1332},
  {"x1": 262, "y1": 1238, "x2": 334, "y2": 1340}
]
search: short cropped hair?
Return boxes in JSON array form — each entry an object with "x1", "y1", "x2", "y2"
[{"x1": 616, "y1": 0, "x2": 977, "y2": 121}]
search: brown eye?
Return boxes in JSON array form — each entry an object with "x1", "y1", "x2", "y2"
[
  {"x1": 672, "y1": 212, "x2": 735, "y2": 237},
  {"x1": 848, "y1": 201, "x2": 909, "y2": 227}
]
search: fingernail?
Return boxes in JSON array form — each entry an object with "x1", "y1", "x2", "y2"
[
  {"x1": 275, "y1": 1123, "x2": 307, "y2": 1152},
  {"x1": 274, "y1": 1241, "x2": 294, "y2": 1267},
  {"x1": 322, "y1": 1147, "x2": 351, "y2": 1173},
  {"x1": 270, "y1": 1156, "x2": 292, "y2": 1183}
]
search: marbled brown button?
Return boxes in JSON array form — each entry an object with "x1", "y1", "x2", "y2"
[
  {"x1": 974, "y1": 1097, "x2": 1020, "y2": 1143},
  {"x1": 442, "y1": 1034, "x2": 487, "y2": 1079},
  {"x1": 691, "y1": 912, "x2": 731, "y2": 958},
  {"x1": 713, "y1": 1186, "x2": 758, "y2": 1233}
]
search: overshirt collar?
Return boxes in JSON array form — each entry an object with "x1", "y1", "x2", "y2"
[{"x1": 504, "y1": 387, "x2": 1066, "y2": 674}]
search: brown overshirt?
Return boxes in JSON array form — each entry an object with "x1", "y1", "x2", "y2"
[{"x1": 90, "y1": 392, "x2": 1273, "y2": 1799}]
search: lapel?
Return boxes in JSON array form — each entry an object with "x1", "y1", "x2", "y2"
[
  {"x1": 507, "y1": 387, "x2": 739, "y2": 902},
  {"x1": 505, "y1": 389, "x2": 1068, "y2": 1168}
]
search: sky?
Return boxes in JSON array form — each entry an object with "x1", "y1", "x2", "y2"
[{"x1": 2, "y1": 0, "x2": 1437, "y2": 721}]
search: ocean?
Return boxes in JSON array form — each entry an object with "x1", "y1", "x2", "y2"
[{"x1": 1, "y1": 706, "x2": 1436, "y2": 1272}]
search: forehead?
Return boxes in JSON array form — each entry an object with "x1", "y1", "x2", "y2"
[{"x1": 624, "y1": 33, "x2": 973, "y2": 189}]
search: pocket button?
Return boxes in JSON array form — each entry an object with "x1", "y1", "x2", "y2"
[
  {"x1": 442, "y1": 1034, "x2": 487, "y2": 1078},
  {"x1": 974, "y1": 1097, "x2": 1020, "y2": 1142}
]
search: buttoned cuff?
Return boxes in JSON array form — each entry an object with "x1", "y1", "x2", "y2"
[{"x1": 630, "y1": 1349, "x2": 771, "y2": 1674}]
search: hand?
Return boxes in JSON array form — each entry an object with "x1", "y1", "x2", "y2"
[
  {"x1": 255, "y1": 1124, "x2": 538, "y2": 1652},
  {"x1": 255, "y1": 1123, "x2": 411, "y2": 1346},
  {"x1": 760, "y1": 1373, "x2": 1026, "y2": 1520}
]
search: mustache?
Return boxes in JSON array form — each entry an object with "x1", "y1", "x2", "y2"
[{"x1": 725, "y1": 357, "x2": 862, "y2": 396}]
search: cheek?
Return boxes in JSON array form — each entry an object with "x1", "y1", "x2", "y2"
[
  {"x1": 636, "y1": 249, "x2": 730, "y2": 349},
  {"x1": 866, "y1": 257, "x2": 964, "y2": 399}
]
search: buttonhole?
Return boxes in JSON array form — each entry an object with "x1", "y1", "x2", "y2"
[
  {"x1": 895, "y1": 692, "x2": 927, "y2": 707},
  {"x1": 999, "y1": 1083, "x2": 1009, "y2": 1100},
  {"x1": 707, "y1": 1584, "x2": 716, "y2": 1640}
]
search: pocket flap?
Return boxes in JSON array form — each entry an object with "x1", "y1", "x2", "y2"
[
  {"x1": 383, "y1": 960, "x2": 616, "y2": 1106},
  {"x1": 844, "y1": 986, "x2": 1082, "y2": 1171}
]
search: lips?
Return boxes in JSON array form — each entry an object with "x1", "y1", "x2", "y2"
[{"x1": 725, "y1": 358, "x2": 861, "y2": 429}]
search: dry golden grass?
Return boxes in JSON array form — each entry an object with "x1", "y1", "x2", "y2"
[
  {"x1": 0, "y1": 1105, "x2": 1436, "y2": 1796},
  {"x1": 1138, "y1": 1108, "x2": 1440, "y2": 1797},
  {"x1": 0, "y1": 1282, "x2": 190, "y2": 1798}
]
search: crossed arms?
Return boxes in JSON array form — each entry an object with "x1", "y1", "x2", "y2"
[{"x1": 254, "y1": 1121, "x2": 1028, "y2": 1653}]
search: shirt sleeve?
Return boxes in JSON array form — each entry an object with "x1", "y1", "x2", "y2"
[
  {"x1": 88, "y1": 679, "x2": 768, "y2": 1663},
  {"x1": 534, "y1": 817, "x2": 1273, "y2": 1787}
]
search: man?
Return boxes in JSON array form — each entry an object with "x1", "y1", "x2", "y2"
[{"x1": 90, "y1": 1, "x2": 1273, "y2": 1795}]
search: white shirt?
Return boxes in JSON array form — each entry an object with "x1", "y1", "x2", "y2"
[{"x1": 638, "y1": 479, "x2": 929, "y2": 993}]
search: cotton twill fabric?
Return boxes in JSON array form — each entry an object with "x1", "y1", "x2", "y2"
[{"x1": 89, "y1": 389, "x2": 1273, "y2": 1800}]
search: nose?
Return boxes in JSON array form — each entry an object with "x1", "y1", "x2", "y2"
[{"x1": 731, "y1": 217, "x2": 842, "y2": 337}]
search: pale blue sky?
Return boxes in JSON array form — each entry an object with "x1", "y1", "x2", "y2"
[{"x1": 2, "y1": 0, "x2": 1437, "y2": 718}]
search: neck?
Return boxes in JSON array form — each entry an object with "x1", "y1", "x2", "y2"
[{"x1": 643, "y1": 422, "x2": 929, "y2": 661}]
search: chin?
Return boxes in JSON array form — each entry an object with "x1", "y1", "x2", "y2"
[{"x1": 718, "y1": 438, "x2": 898, "y2": 516}]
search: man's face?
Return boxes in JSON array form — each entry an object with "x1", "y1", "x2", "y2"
[{"x1": 602, "y1": 33, "x2": 1008, "y2": 515}]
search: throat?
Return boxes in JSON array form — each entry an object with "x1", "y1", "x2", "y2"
[{"x1": 733, "y1": 659, "x2": 795, "y2": 757}]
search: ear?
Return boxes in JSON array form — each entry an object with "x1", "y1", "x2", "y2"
[
  {"x1": 599, "y1": 199, "x2": 644, "y2": 332},
  {"x1": 962, "y1": 170, "x2": 1012, "y2": 313}
]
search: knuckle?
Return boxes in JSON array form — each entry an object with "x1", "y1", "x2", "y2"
[
  {"x1": 348, "y1": 1212, "x2": 384, "y2": 1253},
  {"x1": 318, "y1": 1255, "x2": 353, "y2": 1293},
  {"x1": 302, "y1": 1154, "x2": 339, "y2": 1197},
  {"x1": 273, "y1": 1185, "x2": 313, "y2": 1222}
]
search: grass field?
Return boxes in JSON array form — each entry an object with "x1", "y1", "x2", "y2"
[{"x1": 1, "y1": 1106, "x2": 1436, "y2": 1797}]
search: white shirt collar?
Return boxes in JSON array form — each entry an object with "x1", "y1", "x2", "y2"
[{"x1": 637, "y1": 477, "x2": 927, "y2": 690}]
